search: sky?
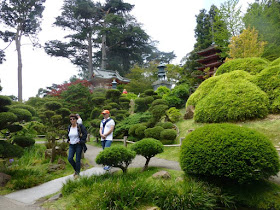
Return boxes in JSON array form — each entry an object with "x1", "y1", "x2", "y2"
[{"x1": 0, "y1": 0, "x2": 254, "y2": 101}]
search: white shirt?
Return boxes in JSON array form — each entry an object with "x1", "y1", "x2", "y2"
[
  {"x1": 100, "y1": 118, "x2": 115, "y2": 141},
  {"x1": 68, "y1": 126, "x2": 80, "y2": 144},
  {"x1": 77, "y1": 118, "x2": 82, "y2": 124}
]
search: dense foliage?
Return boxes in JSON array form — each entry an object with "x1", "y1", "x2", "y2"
[
  {"x1": 13, "y1": 136, "x2": 35, "y2": 148},
  {"x1": 180, "y1": 124, "x2": 280, "y2": 183}
]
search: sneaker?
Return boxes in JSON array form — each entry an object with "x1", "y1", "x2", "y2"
[{"x1": 103, "y1": 166, "x2": 111, "y2": 170}]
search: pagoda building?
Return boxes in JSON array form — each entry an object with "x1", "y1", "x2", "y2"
[
  {"x1": 196, "y1": 45, "x2": 223, "y2": 78},
  {"x1": 91, "y1": 69, "x2": 130, "y2": 89}
]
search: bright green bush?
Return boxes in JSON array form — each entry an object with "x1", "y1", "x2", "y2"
[
  {"x1": 9, "y1": 108, "x2": 32, "y2": 122},
  {"x1": 180, "y1": 124, "x2": 280, "y2": 183},
  {"x1": 95, "y1": 146, "x2": 136, "y2": 173},
  {"x1": 255, "y1": 65, "x2": 280, "y2": 113},
  {"x1": 194, "y1": 78, "x2": 269, "y2": 123},
  {"x1": 128, "y1": 124, "x2": 139, "y2": 137},
  {"x1": 163, "y1": 94, "x2": 182, "y2": 108},
  {"x1": 144, "y1": 126, "x2": 164, "y2": 140},
  {"x1": 156, "y1": 86, "x2": 171, "y2": 96},
  {"x1": 0, "y1": 140, "x2": 24, "y2": 158},
  {"x1": 269, "y1": 57, "x2": 280, "y2": 67},
  {"x1": 13, "y1": 136, "x2": 35, "y2": 147},
  {"x1": 156, "y1": 122, "x2": 173, "y2": 129},
  {"x1": 131, "y1": 138, "x2": 163, "y2": 170},
  {"x1": 215, "y1": 57, "x2": 269, "y2": 75},
  {"x1": 166, "y1": 107, "x2": 182, "y2": 123}
]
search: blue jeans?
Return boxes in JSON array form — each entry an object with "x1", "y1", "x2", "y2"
[
  {"x1": 68, "y1": 144, "x2": 82, "y2": 174},
  {"x1": 101, "y1": 140, "x2": 112, "y2": 150}
]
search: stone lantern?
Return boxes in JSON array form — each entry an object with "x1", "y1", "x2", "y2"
[
  {"x1": 152, "y1": 63, "x2": 172, "y2": 91},
  {"x1": 112, "y1": 79, "x2": 117, "y2": 89}
]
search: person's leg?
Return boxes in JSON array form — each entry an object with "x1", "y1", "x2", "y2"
[
  {"x1": 68, "y1": 144, "x2": 76, "y2": 172},
  {"x1": 75, "y1": 144, "x2": 83, "y2": 174},
  {"x1": 101, "y1": 140, "x2": 106, "y2": 150},
  {"x1": 104, "y1": 140, "x2": 112, "y2": 148}
]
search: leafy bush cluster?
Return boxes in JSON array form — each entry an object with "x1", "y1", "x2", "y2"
[
  {"x1": 180, "y1": 124, "x2": 280, "y2": 183},
  {"x1": 162, "y1": 83, "x2": 190, "y2": 108},
  {"x1": 0, "y1": 140, "x2": 24, "y2": 158},
  {"x1": 13, "y1": 136, "x2": 35, "y2": 148}
]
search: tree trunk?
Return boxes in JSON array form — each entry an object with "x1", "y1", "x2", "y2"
[
  {"x1": 51, "y1": 138, "x2": 56, "y2": 163},
  {"x1": 15, "y1": 25, "x2": 23, "y2": 102},
  {"x1": 87, "y1": 33, "x2": 93, "y2": 80},
  {"x1": 101, "y1": 33, "x2": 107, "y2": 70},
  {"x1": 142, "y1": 158, "x2": 150, "y2": 171}
]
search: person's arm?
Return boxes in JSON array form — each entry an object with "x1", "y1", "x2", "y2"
[
  {"x1": 79, "y1": 124, "x2": 87, "y2": 143},
  {"x1": 103, "y1": 125, "x2": 114, "y2": 138},
  {"x1": 99, "y1": 125, "x2": 106, "y2": 139}
]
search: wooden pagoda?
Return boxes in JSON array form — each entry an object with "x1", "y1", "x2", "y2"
[{"x1": 196, "y1": 45, "x2": 223, "y2": 78}]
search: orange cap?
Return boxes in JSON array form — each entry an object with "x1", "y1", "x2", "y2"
[{"x1": 101, "y1": 110, "x2": 110, "y2": 114}]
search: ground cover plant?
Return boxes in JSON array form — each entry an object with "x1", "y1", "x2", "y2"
[{"x1": 0, "y1": 144, "x2": 78, "y2": 195}]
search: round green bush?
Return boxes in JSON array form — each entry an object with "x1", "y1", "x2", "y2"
[
  {"x1": 13, "y1": 136, "x2": 35, "y2": 147},
  {"x1": 180, "y1": 124, "x2": 280, "y2": 183},
  {"x1": 160, "y1": 129, "x2": 177, "y2": 141},
  {"x1": 194, "y1": 74, "x2": 269, "y2": 123},
  {"x1": 44, "y1": 101, "x2": 62, "y2": 111},
  {"x1": 91, "y1": 96, "x2": 106, "y2": 106},
  {"x1": 151, "y1": 99, "x2": 168, "y2": 107},
  {"x1": 106, "y1": 89, "x2": 121, "y2": 102},
  {"x1": 120, "y1": 102, "x2": 130, "y2": 109},
  {"x1": 109, "y1": 102, "x2": 120, "y2": 109},
  {"x1": 156, "y1": 122, "x2": 174, "y2": 129},
  {"x1": 144, "y1": 126, "x2": 164, "y2": 140},
  {"x1": 166, "y1": 107, "x2": 182, "y2": 123},
  {"x1": 162, "y1": 94, "x2": 182, "y2": 108},
  {"x1": 144, "y1": 96, "x2": 154, "y2": 105},
  {"x1": 150, "y1": 104, "x2": 169, "y2": 120},
  {"x1": 9, "y1": 108, "x2": 32, "y2": 122},
  {"x1": 131, "y1": 138, "x2": 163, "y2": 170},
  {"x1": 56, "y1": 108, "x2": 71, "y2": 118},
  {"x1": 128, "y1": 124, "x2": 139, "y2": 137},
  {"x1": 255, "y1": 65, "x2": 280, "y2": 113},
  {"x1": 0, "y1": 140, "x2": 24, "y2": 158},
  {"x1": 0, "y1": 95, "x2": 12, "y2": 107},
  {"x1": 95, "y1": 146, "x2": 136, "y2": 173},
  {"x1": 135, "y1": 98, "x2": 149, "y2": 112},
  {"x1": 215, "y1": 57, "x2": 269, "y2": 76},
  {"x1": 135, "y1": 125, "x2": 147, "y2": 139},
  {"x1": 10, "y1": 104, "x2": 36, "y2": 116},
  {"x1": 0, "y1": 112, "x2": 17, "y2": 128},
  {"x1": 119, "y1": 97, "x2": 130, "y2": 103},
  {"x1": 7, "y1": 124, "x2": 23, "y2": 133},
  {"x1": 155, "y1": 86, "x2": 171, "y2": 96},
  {"x1": 144, "y1": 89, "x2": 157, "y2": 96}
]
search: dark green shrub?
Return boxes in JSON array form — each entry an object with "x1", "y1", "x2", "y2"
[
  {"x1": 115, "y1": 114, "x2": 125, "y2": 121},
  {"x1": 135, "y1": 125, "x2": 147, "y2": 139},
  {"x1": 0, "y1": 95, "x2": 12, "y2": 107},
  {"x1": 92, "y1": 96, "x2": 106, "y2": 106},
  {"x1": 91, "y1": 107, "x2": 102, "y2": 119},
  {"x1": 128, "y1": 124, "x2": 139, "y2": 137},
  {"x1": 144, "y1": 89, "x2": 157, "y2": 96},
  {"x1": 156, "y1": 122, "x2": 174, "y2": 129},
  {"x1": 216, "y1": 57, "x2": 269, "y2": 75},
  {"x1": 0, "y1": 140, "x2": 24, "y2": 158},
  {"x1": 31, "y1": 122, "x2": 46, "y2": 135},
  {"x1": 44, "y1": 101, "x2": 62, "y2": 111},
  {"x1": 109, "y1": 102, "x2": 120, "y2": 109},
  {"x1": 106, "y1": 89, "x2": 121, "y2": 102},
  {"x1": 10, "y1": 104, "x2": 36, "y2": 116},
  {"x1": 255, "y1": 65, "x2": 280, "y2": 113},
  {"x1": 193, "y1": 73, "x2": 269, "y2": 123},
  {"x1": 150, "y1": 104, "x2": 168, "y2": 120},
  {"x1": 119, "y1": 97, "x2": 130, "y2": 103},
  {"x1": 95, "y1": 146, "x2": 136, "y2": 173},
  {"x1": 102, "y1": 105, "x2": 112, "y2": 111},
  {"x1": 56, "y1": 108, "x2": 71, "y2": 117},
  {"x1": 180, "y1": 124, "x2": 280, "y2": 183},
  {"x1": 131, "y1": 138, "x2": 163, "y2": 170},
  {"x1": 163, "y1": 94, "x2": 182, "y2": 108},
  {"x1": 7, "y1": 124, "x2": 23, "y2": 133},
  {"x1": 144, "y1": 96, "x2": 154, "y2": 105},
  {"x1": 13, "y1": 136, "x2": 35, "y2": 147},
  {"x1": 166, "y1": 107, "x2": 182, "y2": 123},
  {"x1": 135, "y1": 98, "x2": 149, "y2": 112},
  {"x1": 9, "y1": 108, "x2": 32, "y2": 122},
  {"x1": 160, "y1": 129, "x2": 177, "y2": 142},
  {"x1": 144, "y1": 126, "x2": 164, "y2": 139},
  {"x1": 151, "y1": 99, "x2": 168, "y2": 107},
  {"x1": 0, "y1": 112, "x2": 17, "y2": 128},
  {"x1": 120, "y1": 102, "x2": 130, "y2": 109},
  {"x1": 153, "y1": 95, "x2": 162, "y2": 100}
]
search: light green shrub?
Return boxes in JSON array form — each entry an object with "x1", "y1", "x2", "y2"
[
  {"x1": 269, "y1": 57, "x2": 280, "y2": 67},
  {"x1": 180, "y1": 124, "x2": 280, "y2": 183},
  {"x1": 215, "y1": 57, "x2": 269, "y2": 75},
  {"x1": 166, "y1": 107, "x2": 182, "y2": 123}
]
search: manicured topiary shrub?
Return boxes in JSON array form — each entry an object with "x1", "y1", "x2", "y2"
[
  {"x1": 166, "y1": 107, "x2": 182, "y2": 123},
  {"x1": 194, "y1": 78, "x2": 269, "y2": 123},
  {"x1": 0, "y1": 95, "x2": 12, "y2": 107},
  {"x1": 135, "y1": 98, "x2": 149, "y2": 112},
  {"x1": 180, "y1": 124, "x2": 280, "y2": 183},
  {"x1": 215, "y1": 57, "x2": 269, "y2": 76},
  {"x1": 151, "y1": 99, "x2": 168, "y2": 107},
  {"x1": 0, "y1": 140, "x2": 24, "y2": 158},
  {"x1": 144, "y1": 126, "x2": 164, "y2": 140},
  {"x1": 155, "y1": 86, "x2": 171, "y2": 96},
  {"x1": 95, "y1": 146, "x2": 136, "y2": 173},
  {"x1": 13, "y1": 136, "x2": 35, "y2": 147},
  {"x1": 160, "y1": 129, "x2": 177, "y2": 144},
  {"x1": 144, "y1": 96, "x2": 154, "y2": 105},
  {"x1": 92, "y1": 96, "x2": 106, "y2": 106},
  {"x1": 9, "y1": 108, "x2": 32, "y2": 122},
  {"x1": 106, "y1": 89, "x2": 121, "y2": 102},
  {"x1": 128, "y1": 124, "x2": 139, "y2": 137},
  {"x1": 0, "y1": 112, "x2": 17, "y2": 128},
  {"x1": 144, "y1": 89, "x2": 157, "y2": 96},
  {"x1": 156, "y1": 122, "x2": 173, "y2": 129},
  {"x1": 255, "y1": 65, "x2": 280, "y2": 113},
  {"x1": 131, "y1": 138, "x2": 164, "y2": 171},
  {"x1": 163, "y1": 95, "x2": 182, "y2": 108},
  {"x1": 44, "y1": 101, "x2": 62, "y2": 111},
  {"x1": 10, "y1": 104, "x2": 36, "y2": 116},
  {"x1": 7, "y1": 124, "x2": 23, "y2": 133},
  {"x1": 150, "y1": 104, "x2": 169, "y2": 120},
  {"x1": 135, "y1": 125, "x2": 147, "y2": 139},
  {"x1": 109, "y1": 102, "x2": 120, "y2": 109},
  {"x1": 269, "y1": 57, "x2": 280, "y2": 67}
]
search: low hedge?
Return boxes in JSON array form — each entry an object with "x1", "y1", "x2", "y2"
[
  {"x1": 13, "y1": 136, "x2": 35, "y2": 148},
  {"x1": 180, "y1": 124, "x2": 280, "y2": 183},
  {"x1": 160, "y1": 129, "x2": 177, "y2": 141},
  {"x1": 144, "y1": 126, "x2": 164, "y2": 140},
  {"x1": 215, "y1": 57, "x2": 269, "y2": 76}
]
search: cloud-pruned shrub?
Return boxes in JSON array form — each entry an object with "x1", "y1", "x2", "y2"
[
  {"x1": 131, "y1": 138, "x2": 164, "y2": 171},
  {"x1": 255, "y1": 65, "x2": 280, "y2": 113},
  {"x1": 144, "y1": 126, "x2": 164, "y2": 140},
  {"x1": 95, "y1": 146, "x2": 136, "y2": 173},
  {"x1": 215, "y1": 57, "x2": 269, "y2": 76},
  {"x1": 160, "y1": 129, "x2": 177, "y2": 144},
  {"x1": 13, "y1": 136, "x2": 35, "y2": 148},
  {"x1": 156, "y1": 122, "x2": 173, "y2": 129},
  {"x1": 9, "y1": 108, "x2": 32, "y2": 122},
  {"x1": 180, "y1": 124, "x2": 280, "y2": 183},
  {"x1": 0, "y1": 140, "x2": 24, "y2": 158}
]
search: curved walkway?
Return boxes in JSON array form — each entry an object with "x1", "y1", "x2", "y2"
[{"x1": 1, "y1": 144, "x2": 181, "y2": 209}]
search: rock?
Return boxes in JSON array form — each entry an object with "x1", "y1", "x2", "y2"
[
  {"x1": 152, "y1": 171, "x2": 171, "y2": 179},
  {"x1": 184, "y1": 105, "x2": 195, "y2": 119},
  {"x1": 47, "y1": 193, "x2": 62, "y2": 202},
  {"x1": 0, "y1": 172, "x2": 11, "y2": 187},
  {"x1": 175, "y1": 177, "x2": 184, "y2": 182},
  {"x1": 187, "y1": 129, "x2": 195, "y2": 133},
  {"x1": 48, "y1": 164, "x2": 64, "y2": 172},
  {"x1": 57, "y1": 158, "x2": 66, "y2": 165},
  {"x1": 45, "y1": 149, "x2": 52, "y2": 159}
]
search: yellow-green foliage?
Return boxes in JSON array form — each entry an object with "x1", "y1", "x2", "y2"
[
  {"x1": 269, "y1": 57, "x2": 280, "y2": 67},
  {"x1": 216, "y1": 57, "x2": 269, "y2": 76},
  {"x1": 255, "y1": 65, "x2": 280, "y2": 113}
]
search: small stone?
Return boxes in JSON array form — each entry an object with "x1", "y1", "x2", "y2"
[
  {"x1": 152, "y1": 171, "x2": 171, "y2": 179},
  {"x1": 0, "y1": 172, "x2": 11, "y2": 187}
]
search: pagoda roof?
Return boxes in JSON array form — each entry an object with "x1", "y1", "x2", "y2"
[
  {"x1": 197, "y1": 61, "x2": 223, "y2": 71},
  {"x1": 93, "y1": 69, "x2": 130, "y2": 83},
  {"x1": 197, "y1": 45, "x2": 220, "y2": 56},
  {"x1": 197, "y1": 54, "x2": 220, "y2": 64}
]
